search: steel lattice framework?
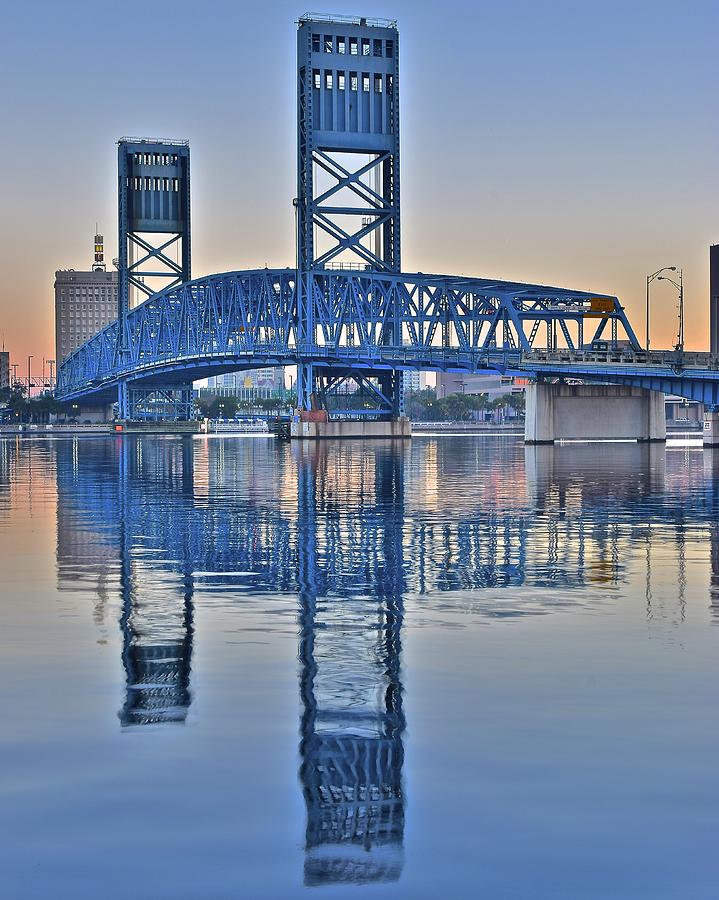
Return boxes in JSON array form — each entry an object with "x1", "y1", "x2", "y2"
[
  {"x1": 55, "y1": 14, "x2": 719, "y2": 413},
  {"x1": 56, "y1": 266, "x2": 660, "y2": 404}
]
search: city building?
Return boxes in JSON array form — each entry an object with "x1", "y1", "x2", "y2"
[
  {"x1": 205, "y1": 368, "x2": 285, "y2": 401},
  {"x1": 55, "y1": 233, "x2": 118, "y2": 364},
  {"x1": 435, "y1": 371, "x2": 527, "y2": 400},
  {"x1": 711, "y1": 244, "x2": 719, "y2": 355},
  {"x1": 402, "y1": 370, "x2": 424, "y2": 393},
  {"x1": 0, "y1": 351, "x2": 8, "y2": 390}
]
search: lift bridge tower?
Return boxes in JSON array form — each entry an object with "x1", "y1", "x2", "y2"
[
  {"x1": 116, "y1": 138, "x2": 192, "y2": 419},
  {"x1": 296, "y1": 14, "x2": 403, "y2": 418}
]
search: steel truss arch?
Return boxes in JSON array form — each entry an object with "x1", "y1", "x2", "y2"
[{"x1": 56, "y1": 266, "x2": 719, "y2": 408}]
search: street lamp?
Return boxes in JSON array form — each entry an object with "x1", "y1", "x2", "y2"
[
  {"x1": 646, "y1": 267, "x2": 676, "y2": 352},
  {"x1": 27, "y1": 355, "x2": 33, "y2": 396},
  {"x1": 657, "y1": 269, "x2": 684, "y2": 352}
]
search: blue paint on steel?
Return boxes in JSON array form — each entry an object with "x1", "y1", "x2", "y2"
[
  {"x1": 55, "y1": 18, "x2": 719, "y2": 415},
  {"x1": 297, "y1": 15, "x2": 402, "y2": 413},
  {"x1": 58, "y1": 266, "x2": 706, "y2": 403},
  {"x1": 117, "y1": 139, "x2": 191, "y2": 417}
]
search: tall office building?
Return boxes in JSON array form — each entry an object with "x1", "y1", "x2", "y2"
[
  {"x1": 55, "y1": 233, "x2": 118, "y2": 364},
  {"x1": 711, "y1": 244, "x2": 719, "y2": 355},
  {"x1": 402, "y1": 370, "x2": 424, "y2": 393},
  {"x1": 0, "y1": 351, "x2": 9, "y2": 389}
]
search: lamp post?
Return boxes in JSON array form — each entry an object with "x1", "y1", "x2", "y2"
[
  {"x1": 646, "y1": 266, "x2": 676, "y2": 352},
  {"x1": 27, "y1": 355, "x2": 33, "y2": 395},
  {"x1": 657, "y1": 269, "x2": 684, "y2": 352}
]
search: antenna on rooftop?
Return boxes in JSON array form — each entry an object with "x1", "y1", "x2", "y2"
[{"x1": 92, "y1": 225, "x2": 106, "y2": 271}]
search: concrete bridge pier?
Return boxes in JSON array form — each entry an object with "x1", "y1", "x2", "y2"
[
  {"x1": 703, "y1": 410, "x2": 719, "y2": 447},
  {"x1": 525, "y1": 383, "x2": 666, "y2": 444},
  {"x1": 291, "y1": 415, "x2": 411, "y2": 440}
]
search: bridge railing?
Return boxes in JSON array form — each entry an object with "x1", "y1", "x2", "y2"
[{"x1": 523, "y1": 349, "x2": 719, "y2": 370}]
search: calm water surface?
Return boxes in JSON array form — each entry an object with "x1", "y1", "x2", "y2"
[{"x1": 1, "y1": 434, "x2": 718, "y2": 899}]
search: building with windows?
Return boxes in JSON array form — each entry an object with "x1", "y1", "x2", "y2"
[
  {"x1": 206, "y1": 368, "x2": 285, "y2": 401},
  {"x1": 435, "y1": 372, "x2": 528, "y2": 400},
  {"x1": 0, "y1": 351, "x2": 9, "y2": 390},
  {"x1": 402, "y1": 370, "x2": 424, "y2": 393},
  {"x1": 55, "y1": 234, "x2": 118, "y2": 364}
]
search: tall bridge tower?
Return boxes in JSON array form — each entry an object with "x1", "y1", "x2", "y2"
[
  {"x1": 116, "y1": 138, "x2": 192, "y2": 419},
  {"x1": 296, "y1": 14, "x2": 403, "y2": 418}
]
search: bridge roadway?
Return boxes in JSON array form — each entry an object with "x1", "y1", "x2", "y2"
[{"x1": 55, "y1": 267, "x2": 719, "y2": 408}]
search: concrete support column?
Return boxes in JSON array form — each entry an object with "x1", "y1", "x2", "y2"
[
  {"x1": 524, "y1": 383, "x2": 555, "y2": 443},
  {"x1": 291, "y1": 417, "x2": 412, "y2": 440},
  {"x1": 525, "y1": 383, "x2": 666, "y2": 443},
  {"x1": 703, "y1": 410, "x2": 719, "y2": 447}
]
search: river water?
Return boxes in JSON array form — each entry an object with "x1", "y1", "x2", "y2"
[{"x1": 1, "y1": 434, "x2": 718, "y2": 899}]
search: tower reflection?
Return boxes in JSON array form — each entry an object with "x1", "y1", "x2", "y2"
[
  {"x1": 117, "y1": 439, "x2": 195, "y2": 726},
  {"x1": 296, "y1": 442, "x2": 406, "y2": 886},
  {"x1": 48, "y1": 431, "x2": 719, "y2": 889},
  {"x1": 704, "y1": 449, "x2": 719, "y2": 621},
  {"x1": 55, "y1": 437, "x2": 195, "y2": 726}
]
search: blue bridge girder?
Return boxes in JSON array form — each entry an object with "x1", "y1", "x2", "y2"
[
  {"x1": 58, "y1": 265, "x2": 718, "y2": 407},
  {"x1": 56, "y1": 266, "x2": 719, "y2": 407}
]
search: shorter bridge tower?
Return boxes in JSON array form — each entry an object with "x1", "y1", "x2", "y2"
[
  {"x1": 116, "y1": 138, "x2": 192, "y2": 419},
  {"x1": 296, "y1": 14, "x2": 404, "y2": 420}
]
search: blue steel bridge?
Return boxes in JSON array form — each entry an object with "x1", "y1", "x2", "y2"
[
  {"x1": 56, "y1": 266, "x2": 719, "y2": 413},
  {"x1": 55, "y1": 14, "x2": 719, "y2": 418}
]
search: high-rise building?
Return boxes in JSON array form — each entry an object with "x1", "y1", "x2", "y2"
[
  {"x1": 402, "y1": 370, "x2": 424, "y2": 393},
  {"x1": 55, "y1": 233, "x2": 118, "y2": 364},
  {"x1": 710, "y1": 244, "x2": 719, "y2": 355},
  {"x1": 0, "y1": 351, "x2": 9, "y2": 389}
]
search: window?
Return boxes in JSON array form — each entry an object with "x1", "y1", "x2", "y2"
[
  {"x1": 313, "y1": 69, "x2": 321, "y2": 89},
  {"x1": 324, "y1": 36, "x2": 332, "y2": 53},
  {"x1": 362, "y1": 74, "x2": 370, "y2": 92},
  {"x1": 337, "y1": 37, "x2": 345, "y2": 54},
  {"x1": 374, "y1": 74, "x2": 383, "y2": 93},
  {"x1": 350, "y1": 72, "x2": 358, "y2": 91},
  {"x1": 312, "y1": 34, "x2": 320, "y2": 53},
  {"x1": 373, "y1": 39, "x2": 382, "y2": 57},
  {"x1": 325, "y1": 72, "x2": 333, "y2": 89},
  {"x1": 361, "y1": 38, "x2": 370, "y2": 56},
  {"x1": 338, "y1": 72, "x2": 345, "y2": 90},
  {"x1": 386, "y1": 39, "x2": 394, "y2": 57},
  {"x1": 349, "y1": 37, "x2": 358, "y2": 55}
]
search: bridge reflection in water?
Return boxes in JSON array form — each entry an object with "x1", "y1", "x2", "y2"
[
  {"x1": 47, "y1": 434, "x2": 719, "y2": 884},
  {"x1": 297, "y1": 444, "x2": 406, "y2": 885}
]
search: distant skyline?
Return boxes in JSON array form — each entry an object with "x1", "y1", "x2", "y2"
[{"x1": 0, "y1": 0, "x2": 717, "y2": 366}]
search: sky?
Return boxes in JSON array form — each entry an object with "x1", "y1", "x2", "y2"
[{"x1": 0, "y1": 0, "x2": 717, "y2": 368}]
